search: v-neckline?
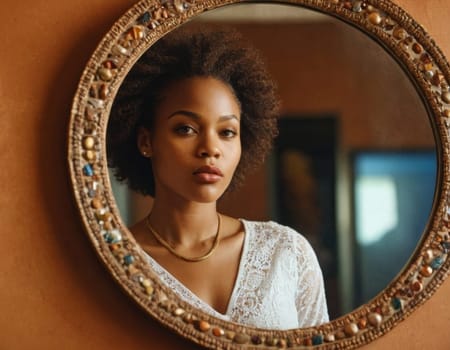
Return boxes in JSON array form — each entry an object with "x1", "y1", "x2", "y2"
[{"x1": 140, "y1": 219, "x2": 251, "y2": 318}]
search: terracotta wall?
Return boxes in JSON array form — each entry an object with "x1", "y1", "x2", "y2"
[
  {"x1": 216, "y1": 18, "x2": 434, "y2": 220},
  {"x1": 1, "y1": 1, "x2": 449, "y2": 349}
]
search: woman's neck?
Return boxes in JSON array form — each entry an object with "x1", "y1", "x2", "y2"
[{"x1": 148, "y1": 198, "x2": 219, "y2": 248}]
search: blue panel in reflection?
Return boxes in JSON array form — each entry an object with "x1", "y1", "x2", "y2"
[
  {"x1": 355, "y1": 153, "x2": 437, "y2": 176},
  {"x1": 353, "y1": 150, "x2": 437, "y2": 306}
]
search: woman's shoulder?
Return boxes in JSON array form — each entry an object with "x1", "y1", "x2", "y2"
[
  {"x1": 239, "y1": 219, "x2": 322, "y2": 276},
  {"x1": 240, "y1": 219, "x2": 312, "y2": 249},
  {"x1": 241, "y1": 218, "x2": 300, "y2": 235}
]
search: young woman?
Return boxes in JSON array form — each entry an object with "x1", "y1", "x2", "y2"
[{"x1": 107, "y1": 27, "x2": 328, "y2": 329}]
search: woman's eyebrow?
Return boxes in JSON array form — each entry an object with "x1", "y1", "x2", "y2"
[
  {"x1": 168, "y1": 110, "x2": 199, "y2": 119},
  {"x1": 168, "y1": 110, "x2": 240, "y2": 121},
  {"x1": 218, "y1": 114, "x2": 240, "y2": 122}
]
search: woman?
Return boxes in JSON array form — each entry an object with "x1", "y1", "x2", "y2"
[{"x1": 107, "y1": 27, "x2": 328, "y2": 329}]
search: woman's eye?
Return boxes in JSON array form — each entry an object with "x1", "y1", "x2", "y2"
[
  {"x1": 175, "y1": 125, "x2": 196, "y2": 135},
  {"x1": 220, "y1": 129, "x2": 238, "y2": 138}
]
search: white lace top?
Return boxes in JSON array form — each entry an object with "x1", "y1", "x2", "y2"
[{"x1": 143, "y1": 219, "x2": 329, "y2": 330}]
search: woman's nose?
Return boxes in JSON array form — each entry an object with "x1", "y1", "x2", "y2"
[{"x1": 197, "y1": 133, "x2": 221, "y2": 158}]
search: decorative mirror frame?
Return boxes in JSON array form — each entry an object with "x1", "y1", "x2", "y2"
[{"x1": 68, "y1": 0, "x2": 450, "y2": 348}]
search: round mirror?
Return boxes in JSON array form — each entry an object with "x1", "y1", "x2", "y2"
[
  {"x1": 68, "y1": 0, "x2": 450, "y2": 348},
  {"x1": 109, "y1": 4, "x2": 436, "y2": 320}
]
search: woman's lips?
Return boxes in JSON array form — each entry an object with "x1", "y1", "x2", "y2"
[{"x1": 193, "y1": 166, "x2": 223, "y2": 183}]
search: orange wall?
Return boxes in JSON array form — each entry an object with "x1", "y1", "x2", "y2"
[
  {"x1": 1, "y1": 1, "x2": 450, "y2": 349},
  {"x1": 216, "y1": 18, "x2": 435, "y2": 221}
]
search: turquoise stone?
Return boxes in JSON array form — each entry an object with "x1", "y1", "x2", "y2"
[
  {"x1": 312, "y1": 335, "x2": 323, "y2": 345},
  {"x1": 353, "y1": 2, "x2": 362, "y2": 12},
  {"x1": 103, "y1": 230, "x2": 122, "y2": 244},
  {"x1": 431, "y1": 256, "x2": 444, "y2": 269},
  {"x1": 87, "y1": 181, "x2": 98, "y2": 198},
  {"x1": 83, "y1": 164, "x2": 93, "y2": 176},
  {"x1": 391, "y1": 297, "x2": 402, "y2": 310},
  {"x1": 103, "y1": 233, "x2": 113, "y2": 243},
  {"x1": 441, "y1": 241, "x2": 450, "y2": 252},
  {"x1": 124, "y1": 254, "x2": 134, "y2": 265},
  {"x1": 138, "y1": 12, "x2": 151, "y2": 24}
]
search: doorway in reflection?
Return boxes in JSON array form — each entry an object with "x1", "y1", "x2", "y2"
[{"x1": 272, "y1": 116, "x2": 339, "y2": 318}]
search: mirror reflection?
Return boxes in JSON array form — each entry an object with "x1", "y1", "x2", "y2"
[{"x1": 108, "y1": 4, "x2": 436, "y2": 321}]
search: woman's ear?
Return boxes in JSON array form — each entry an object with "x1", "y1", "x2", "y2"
[{"x1": 137, "y1": 127, "x2": 152, "y2": 157}]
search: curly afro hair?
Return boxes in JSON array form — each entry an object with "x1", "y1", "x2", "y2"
[{"x1": 107, "y1": 26, "x2": 280, "y2": 197}]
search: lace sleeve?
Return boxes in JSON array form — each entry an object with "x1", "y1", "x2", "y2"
[{"x1": 293, "y1": 230, "x2": 329, "y2": 327}]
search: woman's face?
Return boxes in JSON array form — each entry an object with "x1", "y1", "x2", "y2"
[{"x1": 139, "y1": 76, "x2": 242, "y2": 204}]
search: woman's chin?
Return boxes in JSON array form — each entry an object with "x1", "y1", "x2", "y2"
[{"x1": 189, "y1": 187, "x2": 227, "y2": 204}]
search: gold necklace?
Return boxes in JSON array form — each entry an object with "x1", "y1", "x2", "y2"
[{"x1": 145, "y1": 214, "x2": 221, "y2": 263}]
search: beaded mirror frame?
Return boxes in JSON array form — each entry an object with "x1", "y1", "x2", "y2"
[{"x1": 68, "y1": 0, "x2": 450, "y2": 348}]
